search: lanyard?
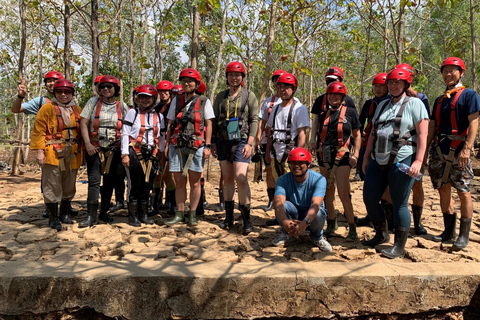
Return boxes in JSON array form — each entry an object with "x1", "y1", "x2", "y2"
[{"x1": 226, "y1": 95, "x2": 240, "y2": 121}]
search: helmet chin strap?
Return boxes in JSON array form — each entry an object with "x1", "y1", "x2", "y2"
[
  {"x1": 391, "y1": 83, "x2": 409, "y2": 99},
  {"x1": 293, "y1": 168, "x2": 308, "y2": 178}
]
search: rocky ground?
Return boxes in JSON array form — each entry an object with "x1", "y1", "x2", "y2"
[{"x1": 1, "y1": 158, "x2": 480, "y2": 266}]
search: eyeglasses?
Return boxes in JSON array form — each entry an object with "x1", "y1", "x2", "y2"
[
  {"x1": 138, "y1": 95, "x2": 153, "y2": 100},
  {"x1": 99, "y1": 84, "x2": 114, "y2": 90},
  {"x1": 55, "y1": 89, "x2": 73, "y2": 95},
  {"x1": 387, "y1": 80, "x2": 403, "y2": 86},
  {"x1": 180, "y1": 79, "x2": 196, "y2": 84},
  {"x1": 442, "y1": 68, "x2": 459, "y2": 75}
]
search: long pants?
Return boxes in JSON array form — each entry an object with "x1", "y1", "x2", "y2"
[
  {"x1": 125, "y1": 146, "x2": 157, "y2": 202},
  {"x1": 363, "y1": 155, "x2": 415, "y2": 228},
  {"x1": 42, "y1": 145, "x2": 77, "y2": 203},
  {"x1": 85, "y1": 148, "x2": 122, "y2": 204},
  {"x1": 277, "y1": 200, "x2": 327, "y2": 241}
]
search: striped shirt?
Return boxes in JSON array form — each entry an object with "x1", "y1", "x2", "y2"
[{"x1": 81, "y1": 97, "x2": 129, "y2": 148}]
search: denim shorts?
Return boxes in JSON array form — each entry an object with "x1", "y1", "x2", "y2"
[
  {"x1": 168, "y1": 144, "x2": 205, "y2": 173},
  {"x1": 216, "y1": 139, "x2": 250, "y2": 163}
]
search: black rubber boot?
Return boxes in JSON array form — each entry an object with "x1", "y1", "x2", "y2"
[
  {"x1": 196, "y1": 189, "x2": 205, "y2": 216},
  {"x1": 324, "y1": 217, "x2": 338, "y2": 236},
  {"x1": 219, "y1": 201, "x2": 234, "y2": 229},
  {"x1": 382, "y1": 200, "x2": 394, "y2": 231},
  {"x1": 239, "y1": 203, "x2": 253, "y2": 235},
  {"x1": 110, "y1": 184, "x2": 125, "y2": 212},
  {"x1": 46, "y1": 203, "x2": 61, "y2": 231},
  {"x1": 166, "y1": 210, "x2": 185, "y2": 226},
  {"x1": 148, "y1": 191, "x2": 159, "y2": 217},
  {"x1": 215, "y1": 189, "x2": 225, "y2": 212},
  {"x1": 412, "y1": 205, "x2": 427, "y2": 235},
  {"x1": 264, "y1": 188, "x2": 275, "y2": 212},
  {"x1": 433, "y1": 212, "x2": 457, "y2": 243},
  {"x1": 99, "y1": 195, "x2": 114, "y2": 223},
  {"x1": 346, "y1": 223, "x2": 358, "y2": 241},
  {"x1": 187, "y1": 210, "x2": 198, "y2": 226},
  {"x1": 356, "y1": 214, "x2": 371, "y2": 227},
  {"x1": 128, "y1": 200, "x2": 141, "y2": 227},
  {"x1": 139, "y1": 200, "x2": 154, "y2": 224},
  {"x1": 166, "y1": 189, "x2": 177, "y2": 215},
  {"x1": 381, "y1": 226, "x2": 410, "y2": 259},
  {"x1": 67, "y1": 201, "x2": 78, "y2": 217},
  {"x1": 362, "y1": 220, "x2": 390, "y2": 247},
  {"x1": 59, "y1": 200, "x2": 73, "y2": 224},
  {"x1": 78, "y1": 201, "x2": 98, "y2": 228},
  {"x1": 452, "y1": 218, "x2": 471, "y2": 250},
  {"x1": 42, "y1": 206, "x2": 49, "y2": 219},
  {"x1": 200, "y1": 178, "x2": 208, "y2": 207}
]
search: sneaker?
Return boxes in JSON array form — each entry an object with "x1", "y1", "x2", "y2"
[
  {"x1": 312, "y1": 237, "x2": 332, "y2": 252},
  {"x1": 272, "y1": 233, "x2": 292, "y2": 247}
]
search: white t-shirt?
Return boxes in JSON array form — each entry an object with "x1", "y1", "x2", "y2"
[
  {"x1": 167, "y1": 96, "x2": 215, "y2": 121},
  {"x1": 258, "y1": 96, "x2": 282, "y2": 144},
  {"x1": 266, "y1": 100, "x2": 310, "y2": 160},
  {"x1": 121, "y1": 109, "x2": 166, "y2": 155}
]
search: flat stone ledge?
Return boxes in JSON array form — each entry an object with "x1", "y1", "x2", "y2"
[{"x1": 0, "y1": 261, "x2": 479, "y2": 319}]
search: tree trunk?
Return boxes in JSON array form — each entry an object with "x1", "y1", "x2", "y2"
[
  {"x1": 64, "y1": 3, "x2": 72, "y2": 79},
  {"x1": 469, "y1": 0, "x2": 476, "y2": 91},
  {"x1": 396, "y1": 4, "x2": 405, "y2": 63},
  {"x1": 117, "y1": 1, "x2": 123, "y2": 103},
  {"x1": 140, "y1": 0, "x2": 148, "y2": 83},
  {"x1": 259, "y1": 0, "x2": 277, "y2": 103},
  {"x1": 12, "y1": 0, "x2": 27, "y2": 176},
  {"x1": 128, "y1": 1, "x2": 135, "y2": 105},
  {"x1": 91, "y1": 0, "x2": 100, "y2": 95},
  {"x1": 208, "y1": 0, "x2": 229, "y2": 104},
  {"x1": 359, "y1": 6, "x2": 372, "y2": 110},
  {"x1": 191, "y1": 4, "x2": 200, "y2": 69}
]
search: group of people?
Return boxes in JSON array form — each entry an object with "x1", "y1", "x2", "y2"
[{"x1": 12, "y1": 56, "x2": 479, "y2": 259}]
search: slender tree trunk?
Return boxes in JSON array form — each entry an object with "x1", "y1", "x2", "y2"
[
  {"x1": 208, "y1": 0, "x2": 229, "y2": 104},
  {"x1": 396, "y1": 4, "x2": 405, "y2": 63},
  {"x1": 469, "y1": 0, "x2": 476, "y2": 91},
  {"x1": 140, "y1": 0, "x2": 148, "y2": 83},
  {"x1": 191, "y1": 4, "x2": 200, "y2": 69},
  {"x1": 91, "y1": 0, "x2": 100, "y2": 94},
  {"x1": 12, "y1": 0, "x2": 27, "y2": 175},
  {"x1": 259, "y1": 0, "x2": 277, "y2": 103},
  {"x1": 117, "y1": 4, "x2": 123, "y2": 103},
  {"x1": 153, "y1": 8, "x2": 158, "y2": 81},
  {"x1": 64, "y1": 4, "x2": 72, "y2": 79},
  {"x1": 383, "y1": 18, "x2": 388, "y2": 71},
  {"x1": 359, "y1": 7, "x2": 372, "y2": 110},
  {"x1": 129, "y1": 2, "x2": 134, "y2": 105}
]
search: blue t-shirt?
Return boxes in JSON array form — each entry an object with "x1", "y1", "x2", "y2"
[
  {"x1": 431, "y1": 88, "x2": 480, "y2": 155},
  {"x1": 275, "y1": 170, "x2": 326, "y2": 212},
  {"x1": 417, "y1": 92, "x2": 430, "y2": 117},
  {"x1": 22, "y1": 96, "x2": 51, "y2": 115}
]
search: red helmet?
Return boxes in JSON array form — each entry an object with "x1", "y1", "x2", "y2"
[
  {"x1": 136, "y1": 84, "x2": 158, "y2": 100},
  {"x1": 53, "y1": 79, "x2": 75, "y2": 93},
  {"x1": 99, "y1": 75, "x2": 120, "y2": 87},
  {"x1": 44, "y1": 71, "x2": 64, "y2": 82},
  {"x1": 387, "y1": 68, "x2": 412, "y2": 83},
  {"x1": 172, "y1": 85, "x2": 184, "y2": 95},
  {"x1": 196, "y1": 80, "x2": 206, "y2": 94},
  {"x1": 94, "y1": 75, "x2": 103, "y2": 84},
  {"x1": 326, "y1": 81, "x2": 347, "y2": 95},
  {"x1": 325, "y1": 67, "x2": 344, "y2": 81},
  {"x1": 157, "y1": 80, "x2": 173, "y2": 91},
  {"x1": 288, "y1": 148, "x2": 311, "y2": 165},
  {"x1": 441, "y1": 57, "x2": 465, "y2": 72},
  {"x1": 396, "y1": 63, "x2": 414, "y2": 75},
  {"x1": 372, "y1": 72, "x2": 388, "y2": 85},
  {"x1": 272, "y1": 69, "x2": 286, "y2": 80},
  {"x1": 133, "y1": 85, "x2": 142, "y2": 94},
  {"x1": 179, "y1": 68, "x2": 201, "y2": 82},
  {"x1": 225, "y1": 61, "x2": 246, "y2": 76},
  {"x1": 277, "y1": 73, "x2": 298, "y2": 89}
]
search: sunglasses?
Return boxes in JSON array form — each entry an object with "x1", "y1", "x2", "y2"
[{"x1": 99, "y1": 84, "x2": 114, "y2": 90}]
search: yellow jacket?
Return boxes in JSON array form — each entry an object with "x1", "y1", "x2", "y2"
[{"x1": 30, "y1": 103, "x2": 83, "y2": 169}]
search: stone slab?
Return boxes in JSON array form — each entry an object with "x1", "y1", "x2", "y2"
[{"x1": 0, "y1": 261, "x2": 479, "y2": 319}]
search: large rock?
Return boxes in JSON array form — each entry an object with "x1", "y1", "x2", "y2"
[{"x1": 0, "y1": 261, "x2": 480, "y2": 319}]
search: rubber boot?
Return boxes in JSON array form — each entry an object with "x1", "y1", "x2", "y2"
[
  {"x1": 356, "y1": 214, "x2": 371, "y2": 227},
  {"x1": 324, "y1": 217, "x2": 338, "y2": 236},
  {"x1": 139, "y1": 200, "x2": 154, "y2": 224},
  {"x1": 452, "y1": 218, "x2": 471, "y2": 250},
  {"x1": 148, "y1": 191, "x2": 159, "y2": 217},
  {"x1": 382, "y1": 200, "x2": 394, "y2": 232},
  {"x1": 346, "y1": 223, "x2": 358, "y2": 241},
  {"x1": 433, "y1": 212, "x2": 457, "y2": 243},
  {"x1": 196, "y1": 189, "x2": 205, "y2": 216},
  {"x1": 99, "y1": 195, "x2": 114, "y2": 223},
  {"x1": 67, "y1": 201, "x2": 78, "y2": 217},
  {"x1": 110, "y1": 184, "x2": 125, "y2": 212},
  {"x1": 362, "y1": 220, "x2": 390, "y2": 247},
  {"x1": 381, "y1": 226, "x2": 410, "y2": 259},
  {"x1": 166, "y1": 210, "x2": 185, "y2": 226},
  {"x1": 215, "y1": 189, "x2": 225, "y2": 212},
  {"x1": 412, "y1": 205, "x2": 427, "y2": 235},
  {"x1": 78, "y1": 201, "x2": 98, "y2": 228},
  {"x1": 166, "y1": 189, "x2": 177, "y2": 216},
  {"x1": 59, "y1": 200, "x2": 73, "y2": 224},
  {"x1": 128, "y1": 200, "x2": 141, "y2": 227},
  {"x1": 264, "y1": 188, "x2": 275, "y2": 212},
  {"x1": 239, "y1": 203, "x2": 253, "y2": 235},
  {"x1": 219, "y1": 201, "x2": 234, "y2": 229},
  {"x1": 187, "y1": 210, "x2": 198, "y2": 226},
  {"x1": 46, "y1": 203, "x2": 61, "y2": 231},
  {"x1": 200, "y1": 178, "x2": 208, "y2": 207},
  {"x1": 42, "y1": 206, "x2": 49, "y2": 219}
]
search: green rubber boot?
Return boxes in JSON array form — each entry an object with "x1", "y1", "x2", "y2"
[
  {"x1": 166, "y1": 210, "x2": 185, "y2": 226},
  {"x1": 187, "y1": 210, "x2": 198, "y2": 226},
  {"x1": 346, "y1": 223, "x2": 358, "y2": 241},
  {"x1": 324, "y1": 218, "x2": 338, "y2": 236}
]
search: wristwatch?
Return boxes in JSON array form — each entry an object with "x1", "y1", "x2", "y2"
[
  {"x1": 204, "y1": 144, "x2": 211, "y2": 149},
  {"x1": 303, "y1": 218, "x2": 312, "y2": 225}
]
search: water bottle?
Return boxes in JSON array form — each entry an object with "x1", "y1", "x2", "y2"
[{"x1": 396, "y1": 162, "x2": 422, "y2": 180}]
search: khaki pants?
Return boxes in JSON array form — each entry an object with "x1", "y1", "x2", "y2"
[{"x1": 42, "y1": 145, "x2": 78, "y2": 203}]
